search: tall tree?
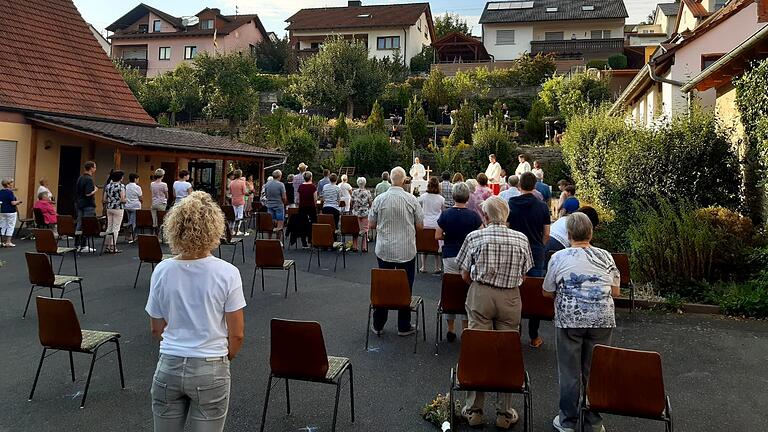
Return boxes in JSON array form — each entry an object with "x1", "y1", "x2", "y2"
[
  {"x1": 194, "y1": 52, "x2": 261, "y2": 127},
  {"x1": 291, "y1": 37, "x2": 385, "y2": 118},
  {"x1": 252, "y1": 36, "x2": 298, "y2": 74},
  {"x1": 434, "y1": 12, "x2": 471, "y2": 39}
]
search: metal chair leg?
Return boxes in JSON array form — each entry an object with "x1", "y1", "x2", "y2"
[
  {"x1": 284, "y1": 268, "x2": 289, "y2": 299},
  {"x1": 259, "y1": 375, "x2": 273, "y2": 432},
  {"x1": 307, "y1": 248, "x2": 313, "y2": 271},
  {"x1": 348, "y1": 364, "x2": 355, "y2": 422},
  {"x1": 28, "y1": 348, "x2": 47, "y2": 400},
  {"x1": 69, "y1": 351, "x2": 76, "y2": 381},
  {"x1": 80, "y1": 347, "x2": 99, "y2": 408},
  {"x1": 241, "y1": 241, "x2": 245, "y2": 264},
  {"x1": 73, "y1": 251, "x2": 78, "y2": 276},
  {"x1": 250, "y1": 267, "x2": 257, "y2": 298},
  {"x1": 78, "y1": 281, "x2": 85, "y2": 315},
  {"x1": 261, "y1": 268, "x2": 265, "y2": 292},
  {"x1": 413, "y1": 306, "x2": 419, "y2": 354},
  {"x1": 293, "y1": 265, "x2": 298, "y2": 293},
  {"x1": 422, "y1": 302, "x2": 426, "y2": 341},
  {"x1": 365, "y1": 306, "x2": 372, "y2": 350},
  {"x1": 331, "y1": 378, "x2": 342, "y2": 431},
  {"x1": 435, "y1": 310, "x2": 440, "y2": 355},
  {"x1": 285, "y1": 378, "x2": 291, "y2": 414},
  {"x1": 115, "y1": 339, "x2": 125, "y2": 389},
  {"x1": 58, "y1": 255, "x2": 65, "y2": 274},
  {"x1": 22, "y1": 284, "x2": 36, "y2": 319}
]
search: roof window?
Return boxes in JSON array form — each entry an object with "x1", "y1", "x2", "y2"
[
  {"x1": 582, "y1": 5, "x2": 595, "y2": 11},
  {"x1": 357, "y1": 13, "x2": 371, "y2": 18},
  {"x1": 546, "y1": 7, "x2": 558, "y2": 12}
]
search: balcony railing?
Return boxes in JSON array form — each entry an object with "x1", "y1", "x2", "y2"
[
  {"x1": 530, "y1": 38, "x2": 624, "y2": 56},
  {"x1": 117, "y1": 58, "x2": 148, "y2": 75}
]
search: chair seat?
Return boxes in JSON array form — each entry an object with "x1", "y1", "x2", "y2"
[
  {"x1": 410, "y1": 296, "x2": 423, "y2": 310},
  {"x1": 20, "y1": 218, "x2": 34, "y2": 223},
  {"x1": 56, "y1": 247, "x2": 77, "y2": 255},
  {"x1": 332, "y1": 242, "x2": 343, "y2": 249},
  {"x1": 283, "y1": 259, "x2": 295, "y2": 269},
  {"x1": 80, "y1": 330, "x2": 120, "y2": 352},
  {"x1": 54, "y1": 275, "x2": 82, "y2": 287},
  {"x1": 325, "y1": 356, "x2": 350, "y2": 381}
]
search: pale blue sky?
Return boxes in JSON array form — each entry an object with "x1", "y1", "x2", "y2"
[{"x1": 75, "y1": 0, "x2": 656, "y2": 38}]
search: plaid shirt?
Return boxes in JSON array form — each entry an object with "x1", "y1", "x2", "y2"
[
  {"x1": 455, "y1": 223, "x2": 533, "y2": 289},
  {"x1": 440, "y1": 180, "x2": 454, "y2": 207}
]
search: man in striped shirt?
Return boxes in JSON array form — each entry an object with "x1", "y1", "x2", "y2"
[{"x1": 368, "y1": 166, "x2": 424, "y2": 336}]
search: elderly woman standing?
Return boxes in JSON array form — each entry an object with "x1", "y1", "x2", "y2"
[
  {"x1": 0, "y1": 178, "x2": 21, "y2": 247},
  {"x1": 151, "y1": 169, "x2": 168, "y2": 227},
  {"x1": 417, "y1": 177, "x2": 445, "y2": 273},
  {"x1": 146, "y1": 191, "x2": 245, "y2": 432},
  {"x1": 543, "y1": 212, "x2": 620, "y2": 432},
  {"x1": 350, "y1": 177, "x2": 373, "y2": 253},
  {"x1": 339, "y1": 174, "x2": 353, "y2": 214},
  {"x1": 104, "y1": 171, "x2": 126, "y2": 253}
]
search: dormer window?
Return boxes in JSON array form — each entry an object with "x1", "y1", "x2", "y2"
[
  {"x1": 152, "y1": 20, "x2": 161, "y2": 32},
  {"x1": 200, "y1": 19, "x2": 214, "y2": 30},
  {"x1": 138, "y1": 24, "x2": 148, "y2": 33}
]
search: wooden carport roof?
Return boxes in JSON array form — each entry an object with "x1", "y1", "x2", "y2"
[{"x1": 432, "y1": 32, "x2": 491, "y2": 63}]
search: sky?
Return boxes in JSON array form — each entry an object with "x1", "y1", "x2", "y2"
[{"x1": 75, "y1": 0, "x2": 658, "y2": 38}]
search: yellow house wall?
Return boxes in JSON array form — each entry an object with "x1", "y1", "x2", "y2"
[
  {"x1": 0, "y1": 117, "x2": 32, "y2": 218},
  {"x1": 716, "y1": 84, "x2": 745, "y2": 154}
]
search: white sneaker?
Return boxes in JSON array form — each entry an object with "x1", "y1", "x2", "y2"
[
  {"x1": 553, "y1": 415, "x2": 575, "y2": 432},
  {"x1": 79, "y1": 246, "x2": 96, "y2": 253}
]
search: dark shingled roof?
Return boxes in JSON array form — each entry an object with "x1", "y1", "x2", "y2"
[
  {"x1": 30, "y1": 114, "x2": 284, "y2": 159},
  {"x1": 286, "y1": 2, "x2": 432, "y2": 31},
  {"x1": 106, "y1": 3, "x2": 182, "y2": 31},
  {"x1": 0, "y1": 0, "x2": 155, "y2": 125},
  {"x1": 658, "y1": 2, "x2": 681, "y2": 16},
  {"x1": 109, "y1": 13, "x2": 268, "y2": 41},
  {"x1": 479, "y1": 0, "x2": 628, "y2": 24}
]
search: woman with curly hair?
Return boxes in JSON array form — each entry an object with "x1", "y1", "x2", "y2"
[{"x1": 145, "y1": 191, "x2": 246, "y2": 432}]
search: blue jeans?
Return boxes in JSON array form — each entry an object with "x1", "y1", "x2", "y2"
[
  {"x1": 76, "y1": 206, "x2": 95, "y2": 247},
  {"x1": 267, "y1": 206, "x2": 284, "y2": 222},
  {"x1": 151, "y1": 354, "x2": 231, "y2": 432},
  {"x1": 373, "y1": 257, "x2": 415, "y2": 332}
]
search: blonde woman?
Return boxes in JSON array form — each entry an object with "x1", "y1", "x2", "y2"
[
  {"x1": 146, "y1": 191, "x2": 245, "y2": 432},
  {"x1": 151, "y1": 168, "x2": 168, "y2": 227},
  {"x1": 0, "y1": 178, "x2": 21, "y2": 247},
  {"x1": 339, "y1": 174, "x2": 353, "y2": 213}
]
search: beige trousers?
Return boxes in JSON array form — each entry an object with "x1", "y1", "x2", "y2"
[{"x1": 463, "y1": 281, "x2": 522, "y2": 417}]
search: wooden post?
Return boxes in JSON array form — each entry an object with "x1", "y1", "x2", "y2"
[
  {"x1": 25, "y1": 127, "x2": 38, "y2": 217},
  {"x1": 87, "y1": 140, "x2": 95, "y2": 161},
  {"x1": 113, "y1": 147, "x2": 121, "y2": 170}
]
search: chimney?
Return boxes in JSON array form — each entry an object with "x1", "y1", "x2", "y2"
[{"x1": 348, "y1": 1, "x2": 362, "y2": 7}]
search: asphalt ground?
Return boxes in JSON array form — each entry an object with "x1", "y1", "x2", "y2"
[{"x1": 1, "y1": 233, "x2": 767, "y2": 432}]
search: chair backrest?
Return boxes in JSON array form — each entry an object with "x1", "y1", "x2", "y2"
[
  {"x1": 519, "y1": 277, "x2": 555, "y2": 320},
  {"x1": 457, "y1": 329, "x2": 525, "y2": 392},
  {"x1": 251, "y1": 200, "x2": 263, "y2": 213},
  {"x1": 287, "y1": 207, "x2": 299, "y2": 217},
  {"x1": 257, "y1": 212, "x2": 274, "y2": 231},
  {"x1": 416, "y1": 227, "x2": 440, "y2": 253},
  {"x1": 269, "y1": 319, "x2": 329, "y2": 380},
  {"x1": 440, "y1": 273, "x2": 469, "y2": 315},
  {"x1": 340, "y1": 214, "x2": 360, "y2": 235},
  {"x1": 370, "y1": 268, "x2": 411, "y2": 309},
  {"x1": 33, "y1": 208, "x2": 46, "y2": 226},
  {"x1": 33, "y1": 229, "x2": 58, "y2": 254},
  {"x1": 80, "y1": 216, "x2": 101, "y2": 236},
  {"x1": 611, "y1": 253, "x2": 631, "y2": 288},
  {"x1": 317, "y1": 213, "x2": 335, "y2": 227},
  {"x1": 156, "y1": 210, "x2": 167, "y2": 226},
  {"x1": 136, "y1": 209, "x2": 154, "y2": 228},
  {"x1": 221, "y1": 205, "x2": 236, "y2": 222},
  {"x1": 26, "y1": 252, "x2": 55, "y2": 286},
  {"x1": 586, "y1": 345, "x2": 667, "y2": 418},
  {"x1": 255, "y1": 239, "x2": 285, "y2": 267},
  {"x1": 311, "y1": 224, "x2": 335, "y2": 248},
  {"x1": 35, "y1": 297, "x2": 83, "y2": 351},
  {"x1": 137, "y1": 234, "x2": 163, "y2": 262},
  {"x1": 57, "y1": 215, "x2": 76, "y2": 236}
]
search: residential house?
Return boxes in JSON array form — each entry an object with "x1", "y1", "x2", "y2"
[
  {"x1": 107, "y1": 4, "x2": 269, "y2": 77},
  {"x1": 89, "y1": 24, "x2": 111, "y2": 56},
  {"x1": 624, "y1": 3, "x2": 679, "y2": 65},
  {"x1": 479, "y1": 0, "x2": 628, "y2": 69},
  {"x1": 675, "y1": 0, "x2": 727, "y2": 33},
  {"x1": 285, "y1": 1, "x2": 434, "y2": 64},
  {"x1": 656, "y1": 2, "x2": 682, "y2": 36},
  {"x1": 0, "y1": 0, "x2": 282, "y2": 219},
  {"x1": 611, "y1": 0, "x2": 768, "y2": 126}
]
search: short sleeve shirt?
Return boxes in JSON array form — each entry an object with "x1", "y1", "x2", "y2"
[
  {"x1": 418, "y1": 193, "x2": 445, "y2": 228},
  {"x1": 351, "y1": 188, "x2": 373, "y2": 218},
  {"x1": 375, "y1": 181, "x2": 391, "y2": 196},
  {"x1": 151, "y1": 182, "x2": 168, "y2": 206},
  {"x1": 543, "y1": 247, "x2": 619, "y2": 328},
  {"x1": 76, "y1": 174, "x2": 96, "y2": 209},
  {"x1": 369, "y1": 186, "x2": 424, "y2": 263},
  {"x1": 322, "y1": 184, "x2": 341, "y2": 210},
  {"x1": 0, "y1": 189, "x2": 17, "y2": 213},
  {"x1": 440, "y1": 181, "x2": 454, "y2": 207},
  {"x1": 455, "y1": 223, "x2": 533, "y2": 288},
  {"x1": 125, "y1": 183, "x2": 142, "y2": 210},
  {"x1": 549, "y1": 216, "x2": 569, "y2": 248},
  {"x1": 437, "y1": 207, "x2": 482, "y2": 259},
  {"x1": 104, "y1": 182, "x2": 125, "y2": 209},
  {"x1": 298, "y1": 183, "x2": 317, "y2": 208},
  {"x1": 264, "y1": 180, "x2": 286, "y2": 209},
  {"x1": 230, "y1": 179, "x2": 247, "y2": 206},
  {"x1": 173, "y1": 181, "x2": 191, "y2": 203},
  {"x1": 507, "y1": 194, "x2": 551, "y2": 249}
]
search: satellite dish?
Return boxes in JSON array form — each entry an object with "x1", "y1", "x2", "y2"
[{"x1": 181, "y1": 16, "x2": 199, "y2": 27}]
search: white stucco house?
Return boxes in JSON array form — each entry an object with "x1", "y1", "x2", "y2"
[
  {"x1": 285, "y1": 1, "x2": 434, "y2": 64},
  {"x1": 479, "y1": 0, "x2": 627, "y2": 64}
]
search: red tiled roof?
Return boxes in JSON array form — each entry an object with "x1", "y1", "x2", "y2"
[
  {"x1": 286, "y1": 3, "x2": 432, "y2": 34},
  {"x1": 0, "y1": 0, "x2": 156, "y2": 125}
]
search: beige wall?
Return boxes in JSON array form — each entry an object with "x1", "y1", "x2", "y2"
[
  {"x1": 0, "y1": 117, "x2": 32, "y2": 217},
  {"x1": 716, "y1": 84, "x2": 745, "y2": 149}
]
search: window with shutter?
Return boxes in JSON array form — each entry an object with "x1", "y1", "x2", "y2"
[
  {"x1": 496, "y1": 30, "x2": 515, "y2": 45},
  {"x1": 0, "y1": 141, "x2": 17, "y2": 180},
  {"x1": 545, "y1": 31, "x2": 564, "y2": 41}
]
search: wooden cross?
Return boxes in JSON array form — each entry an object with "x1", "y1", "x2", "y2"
[{"x1": 425, "y1": 165, "x2": 432, "y2": 179}]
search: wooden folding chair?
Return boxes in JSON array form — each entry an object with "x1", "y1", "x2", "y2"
[
  {"x1": 33, "y1": 228, "x2": 78, "y2": 275},
  {"x1": 339, "y1": 215, "x2": 360, "y2": 267},
  {"x1": 317, "y1": 213, "x2": 336, "y2": 229},
  {"x1": 23, "y1": 252, "x2": 84, "y2": 319},
  {"x1": 134, "y1": 209, "x2": 155, "y2": 235},
  {"x1": 133, "y1": 235, "x2": 174, "y2": 289},
  {"x1": 416, "y1": 227, "x2": 441, "y2": 273},
  {"x1": 612, "y1": 253, "x2": 635, "y2": 314},
  {"x1": 449, "y1": 329, "x2": 532, "y2": 432},
  {"x1": 80, "y1": 216, "x2": 106, "y2": 255},
  {"x1": 29, "y1": 297, "x2": 124, "y2": 409},
  {"x1": 33, "y1": 208, "x2": 51, "y2": 229},
  {"x1": 218, "y1": 224, "x2": 245, "y2": 264},
  {"x1": 366, "y1": 269, "x2": 425, "y2": 353},
  {"x1": 581, "y1": 345, "x2": 673, "y2": 432},
  {"x1": 57, "y1": 215, "x2": 79, "y2": 247},
  {"x1": 252, "y1": 239, "x2": 297, "y2": 298},
  {"x1": 255, "y1": 212, "x2": 283, "y2": 241},
  {"x1": 308, "y1": 224, "x2": 343, "y2": 272},
  {"x1": 15, "y1": 208, "x2": 35, "y2": 239},
  {"x1": 435, "y1": 273, "x2": 469, "y2": 354},
  {"x1": 260, "y1": 319, "x2": 354, "y2": 432},
  {"x1": 520, "y1": 277, "x2": 554, "y2": 321}
]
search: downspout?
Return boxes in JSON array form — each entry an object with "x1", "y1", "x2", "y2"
[
  {"x1": 647, "y1": 64, "x2": 688, "y2": 115},
  {"x1": 403, "y1": 27, "x2": 408, "y2": 66}
]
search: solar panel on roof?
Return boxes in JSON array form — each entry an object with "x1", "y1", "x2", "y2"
[
  {"x1": 488, "y1": 0, "x2": 534, "y2": 10},
  {"x1": 546, "y1": 7, "x2": 558, "y2": 12}
]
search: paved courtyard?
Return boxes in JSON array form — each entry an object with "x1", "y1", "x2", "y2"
[{"x1": 1, "y1": 235, "x2": 767, "y2": 432}]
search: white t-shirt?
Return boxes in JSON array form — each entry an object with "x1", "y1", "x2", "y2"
[
  {"x1": 418, "y1": 192, "x2": 445, "y2": 228},
  {"x1": 37, "y1": 185, "x2": 52, "y2": 200},
  {"x1": 125, "y1": 182, "x2": 142, "y2": 210},
  {"x1": 173, "y1": 180, "x2": 192, "y2": 203},
  {"x1": 549, "y1": 216, "x2": 569, "y2": 248},
  {"x1": 339, "y1": 182, "x2": 353, "y2": 211},
  {"x1": 145, "y1": 256, "x2": 246, "y2": 358},
  {"x1": 515, "y1": 161, "x2": 531, "y2": 176}
]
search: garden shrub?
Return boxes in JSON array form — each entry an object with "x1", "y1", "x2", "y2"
[
  {"x1": 347, "y1": 132, "x2": 396, "y2": 177},
  {"x1": 586, "y1": 60, "x2": 608, "y2": 70},
  {"x1": 334, "y1": 113, "x2": 349, "y2": 145},
  {"x1": 279, "y1": 126, "x2": 318, "y2": 176},
  {"x1": 380, "y1": 82, "x2": 413, "y2": 115},
  {"x1": 608, "y1": 54, "x2": 628, "y2": 69},
  {"x1": 449, "y1": 101, "x2": 474, "y2": 145},
  {"x1": 405, "y1": 97, "x2": 428, "y2": 145},
  {"x1": 715, "y1": 276, "x2": 768, "y2": 318},
  {"x1": 367, "y1": 100, "x2": 385, "y2": 133},
  {"x1": 428, "y1": 138, "x2": 470, "y2": 176},
  {"x1": 470, "y1": 118, "x2": 514, "y2": 173},
  {"x1": 539, "y1": 73, "x2": 611, "y2": 121},
  {"x1": 525, "y1": 99, "x2": 550, "y2": 142}
]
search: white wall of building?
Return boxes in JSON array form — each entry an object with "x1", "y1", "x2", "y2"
[
  {"x1": 482, "y1": 23, "x2": 534, "y2": 60},
  {"x1": 531, "y1": 19, "x2": 625, "y2": 40}
]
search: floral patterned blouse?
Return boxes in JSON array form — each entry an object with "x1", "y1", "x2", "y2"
[
  {"x1": 104, "y1": 182, "x2": 125, "y2": 210},
  {"x1": 351, "y1": 188, "x2": 373, "y2": 218}
]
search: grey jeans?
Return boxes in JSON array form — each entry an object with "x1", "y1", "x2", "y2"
[
  {"x1": 555, "y1": 327, "x2": 614, "y2": 430},
  {"x1": 151, "y1": 354, "x2": 231, "y2": 432}
]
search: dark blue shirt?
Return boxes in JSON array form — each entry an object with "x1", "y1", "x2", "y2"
[
  {"x1": 437, "y1": 207, "x2": 483, "y2": 258},
  {"x1": 0, "y1": 188, "x2": 17, "y2": 213},
  {"x1": 535, "y1": 180, "x2": 551, "y2": 202},
  {"x1": 507, "y1": 193, "x2": 551, "y2": 249}
]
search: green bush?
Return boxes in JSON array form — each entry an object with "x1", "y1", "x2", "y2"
[
  {"x1": 715, "y1": 276, "x2": 768, "y2": 318},
  {"x1": 586, "y1": 60, "x2": 608, "y2": 70},
  {"x1": 334, "y1": 113, "x2": 349, "y2": 145},
  {"x1": 410, "y1": 46, "x2": 434, "y2": 74},
  {"x1": 280, "y1": 127, "x2": 318, "y2": 175},
  {"x1": 525, "y1": 99, "x2": 549, "y2": 142},
  {"x1": 367, "y1": 100, "x2": 385, "y2": 133},
  {"x1": 449, "y1": 101, "x2": 474, "y2": 145},
  {"x1": 470, "y1": 118, "x2": 514, "y2": 173},
  {"x1": 380, "y1": 82, "x2": 413, "y2": 115},
  {"x1": 539, "y1": 73, "x2": 611, "y2": 121},
  {"x1": 347, "y1": 132, "x2": 396, "y2": 177},
  {"x1": 608, "y1": 54, "x2": 628, "y2": 69},
  {"x1": 405, "y1": 97, "x2": 428, "y2": 145}
]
